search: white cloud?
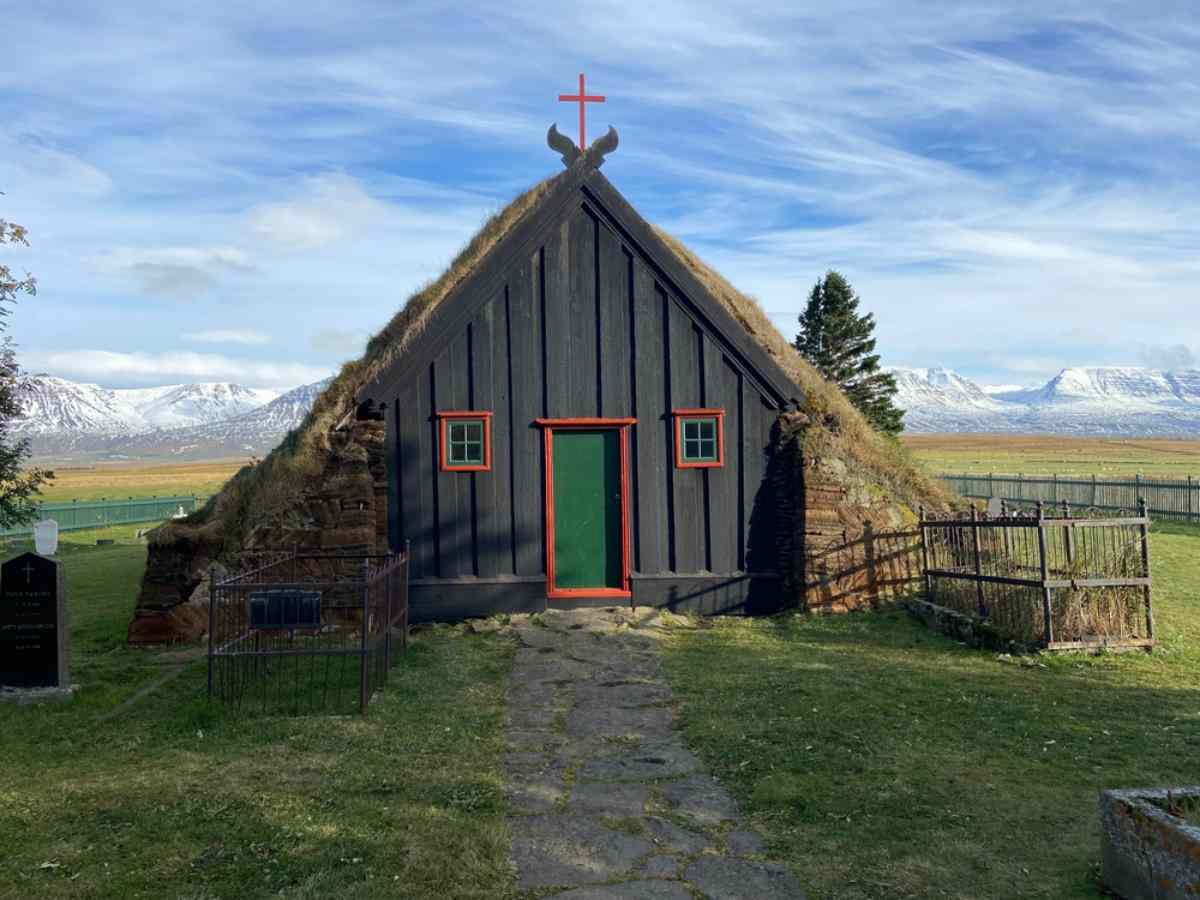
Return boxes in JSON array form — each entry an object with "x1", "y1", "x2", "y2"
[
  {"x1": 4, "y1": 2, "x2": 1200, "y2": 389},
  {"x1": 310, "y1": 328, "x2": 367, "y2": 354},
  {"x1": 247, "y1": 173, "x2": 387, "y2": 250},
  {"x1": 39, "y1": 349, "x2": 329, "y2": 391},
  {"x1": 182, "y1": 329, "x2": 270, "y2": 345},
  {"x1": 98, "y1": 246, "x2": 254, "y2": 299},
  {"x1": 17, "y1": 145, "x2": 113, "y2": 197}
]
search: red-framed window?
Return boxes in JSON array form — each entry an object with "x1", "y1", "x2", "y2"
[
  {"x1": 673, "y1": 408, "x2": 725, "y2": 468},
  {"x1": 437, "y1": 411, "x2": 493, "y2": 472}
]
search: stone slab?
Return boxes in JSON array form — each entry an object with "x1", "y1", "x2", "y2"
[
  {"x1": 577, "y1": 743, "x2": 702, "y2": 782},
  {"x1": 684, "y1": 856, "x2": 807, "y2": 899},
  {"x1": 660, "y1": 774, "x2": 740, "y2": 827},
  {"x1": 642, "y1": 816, "x2": 712, "y2": 856},
  {"x1": 568, "y1": 782, "x2": 649, "y2": 818},
  {"x1": 547, "y1": 881, "x2": 693, "y2": 899},
  {"x1": 511, "y1": 815, "x2": 653, "y2": 890},
  {"x1": 727, "y1": 829, "x2": 768, "y2": 856}
]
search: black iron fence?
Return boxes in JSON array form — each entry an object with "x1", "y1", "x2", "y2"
[
  {"x1": 939, "y1": 472, "x2": 1199, "y2": 523},
  {"x1": 918, "y1": 501, "x2": 1152, "y2": 651},
  {"x1": 207, "y1": 544, "x2": 409, "y2": 714}
]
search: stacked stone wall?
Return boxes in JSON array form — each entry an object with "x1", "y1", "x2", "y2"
[{"x1": 127, "y1": 417, "x2": 390, "y2": 645}]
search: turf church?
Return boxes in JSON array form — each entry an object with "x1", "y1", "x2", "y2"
[
  {"x1": 357, "y1": 116, "x2": 806, "y2": 621},
  {"x1": 131, "y1": 83, "x2": 946, "y2": 644}
]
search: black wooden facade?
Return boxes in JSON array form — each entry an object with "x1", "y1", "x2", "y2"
[{"x1": 359, "y1": 162, "x2": 803, "y2": 621}]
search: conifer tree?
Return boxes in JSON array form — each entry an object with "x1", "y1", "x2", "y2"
[
  {"x1": 794, "y1": 270, "x2": 905, "y2": 436},
  {"x1": 0, "y1": 210, "x2": 53, "y2": 526}
]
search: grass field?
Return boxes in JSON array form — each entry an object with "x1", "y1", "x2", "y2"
[
  {"x1": 0, "y1": 525, "x2": 518, "y2": 900},
  {"x1": 660, "y1": 520, "x2": 1200, "y2": 900},
  {"x1": 903, "y1": 434, "x2": 1200, "y2": 479},
  {"x1": 5, "y1": 456, "x2": 1198, "y2": 898},
  {"x1": 28, "y1": 459, "x2": 248, "y2": 503}
]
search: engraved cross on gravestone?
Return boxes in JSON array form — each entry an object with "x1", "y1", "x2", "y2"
[{"x1": 0, "y1": 552, "x2": 69, "y2": 688}]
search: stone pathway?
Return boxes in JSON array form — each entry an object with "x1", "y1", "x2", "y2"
[{"x1": 499, "y1": 606, "x2": 807, "y2": 899}]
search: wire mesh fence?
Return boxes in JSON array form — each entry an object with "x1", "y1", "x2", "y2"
[
  {"x1": 0, "y1": 495, "x2": 200, "y2": 537},
  {"x1": 207, "y1": 544, "x2": 409, "y2": 714},
  {"x1": 918, "y1": 501, "x2": 1152, "y2": 651},
  {"x1": 939, "y1": 472, "x2": 1200, "y2": 523}
]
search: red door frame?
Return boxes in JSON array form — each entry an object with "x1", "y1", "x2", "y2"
[{"x1": 535, "y1": 417, "x2": 636, "y2": 600}]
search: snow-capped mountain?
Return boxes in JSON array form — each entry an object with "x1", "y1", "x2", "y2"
[
  {"x1": 14, "y1": 375, "x2": 146, "y2": 436},
  {"x1": 15, "y1": 374, "x2": 278, "y2": 437},
  {"x1": 25, "y1": 377, "x2": 333, "y2": 460},
  {"x1": 127, "y1": 382, "x2": 276, "y2": 429},
  {"x1": 119, "y1": 377, "x2": 334, "y2": 456},
  {"x1": 894, "y1": 367, "x2": 1200, "y2": 435}
]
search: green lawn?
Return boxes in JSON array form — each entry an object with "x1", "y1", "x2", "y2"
[
  {"x1": 4, "y1": 515, "x2": 1197, "y2": 899},
  {"x1": 0, "y1": 526, "x2": 518, "y2": 900},
  {"x1": 903, "y1": 434, "x2": 1200, "y2": 479},
  {"x1": 29, "y1": 460, "x2": 246, "y2": 503},
  {"x1": 660, "y1": 521, "x2": 1200, "y2": 899}
]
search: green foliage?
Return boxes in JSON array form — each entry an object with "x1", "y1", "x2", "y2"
[
  {"x1": 794, "y1": 271, "x2": 904, "y2": 436},
  {"x1": 0, "y1": 213, "x2": 53, "y2": 526}
]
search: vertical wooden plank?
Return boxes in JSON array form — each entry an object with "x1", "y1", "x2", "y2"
[
  {"x1": 510, "y1": 253, "x2": 545, "y2": 576},
  {"x1": 417, "y1": 365, "x2": 437, "y2": 579},
  {"x1": 742, "y1": 380, "x2": 770, "y2": 572},
  {"x1": 493, "y1": 288, "x2": 515, "y2": 574},
  {"x1": 385, "y1": 394, "x2": 399, "y2": 552},
  {"x1": 543, "y1": 217, "x2": 572, "y2": 418},
  {"x1": 568, "y1": 205, "x2": 599, "y2": 416},
  {"x1": 436, "y1": 332, "x2": 473, "y2": 577},
  {"x1": 670, "y1": 301, "x2": 704, "y2": 573},
  {"x1": 598, "y1": 223, "x2": 631, "y2": 418},
  {"x1": 708, "y1": 354, "x2": 740, "y2": 574},
  {"x1": 473, "y1": 296, "x2": 502, "y2": 578},
  {"x1": 397, "y1": 385, "x2": 423, "y2": 572},
  {"x1": 735, "y1": 370, "x2": 746, "y2": 572},
  {"x1": 632, "y1": 263, "x2": 666, "y2": 573}
]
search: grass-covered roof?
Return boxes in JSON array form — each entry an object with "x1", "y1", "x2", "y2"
[{"x1": 157, "y1": 164, "x2": 947, "y2": 554}]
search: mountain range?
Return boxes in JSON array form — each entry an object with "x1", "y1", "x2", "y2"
[
  {"x1": 14, "y1": 375, "x2": 332, "y2": 460},
  {"x1": 892, "y1": 367, "x2": 1200, "y2": 435},
  {"x1": 13, "y1": 364, "x2": 1200, "y2": 461}
]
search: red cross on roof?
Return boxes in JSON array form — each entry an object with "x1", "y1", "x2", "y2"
[{"x1": 558, "y1": 73, "x2": 605, "y2": 151}]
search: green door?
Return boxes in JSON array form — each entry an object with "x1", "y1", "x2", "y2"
[{"x1": 552, "y1": 429, "x2": 623, "y2": 591}]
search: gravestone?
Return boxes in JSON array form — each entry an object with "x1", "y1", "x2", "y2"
[
  {"x1": 986, "y1": 496, "x2": 1004, "y2": 517},
  {"x1": 0, "y1": 552, "x2": 68, "y2": 688}
]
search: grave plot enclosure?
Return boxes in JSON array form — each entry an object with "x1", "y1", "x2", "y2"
[
  {"x1": 918, "y1": 501, "x2": 1153, "y2": 651},
  {"x1": 207, "y1": 547, "x2": 409, "y2": 714}
]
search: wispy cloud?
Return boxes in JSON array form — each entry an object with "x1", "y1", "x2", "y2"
[
  {"x1": 183, "y1": 329, "x2": 270, "y2": 345},
  {"x1": 36, "y1": 349, "x2": 330, "y2": 391},
  {"x1": 2, "y1": 1, "x2": 1198, "y2": 390}
]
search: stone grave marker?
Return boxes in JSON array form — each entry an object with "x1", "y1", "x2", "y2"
[{"x1": 0, "y1": 551, "x2": 68, "y2": 689}]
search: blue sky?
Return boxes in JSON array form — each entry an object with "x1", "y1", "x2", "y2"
[{"x1": 2, "y1": 1, "x2": 1198, "y2": 391}]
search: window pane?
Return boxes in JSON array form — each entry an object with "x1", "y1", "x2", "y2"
[
  {"x1": 447, "y1": 418, "x2": 487, "y2": 467},
  {"x1": 680, "y1": 416, "x2": 719, "y2": 462}
]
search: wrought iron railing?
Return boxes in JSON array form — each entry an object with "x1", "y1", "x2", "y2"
[{"x1": 207, "y1": 544, "x2": 410, "y2": 714}]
